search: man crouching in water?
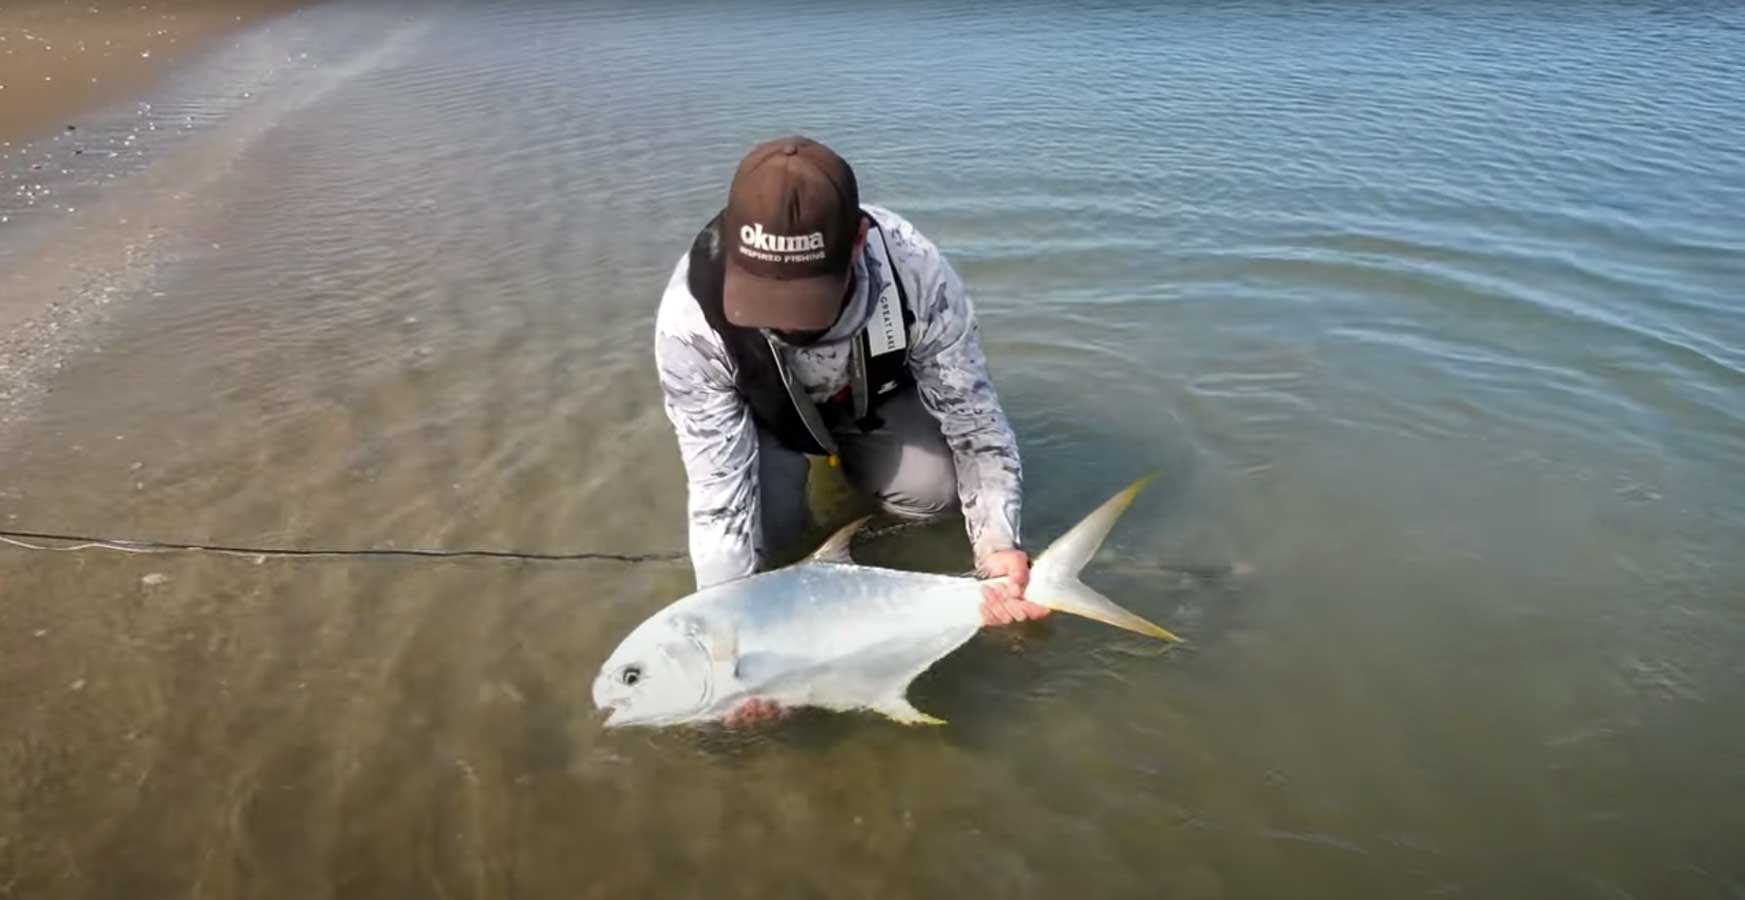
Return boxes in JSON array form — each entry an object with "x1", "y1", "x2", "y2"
[{"x1": 653, "y1": 136, "x2": 1045, "y2": 725}]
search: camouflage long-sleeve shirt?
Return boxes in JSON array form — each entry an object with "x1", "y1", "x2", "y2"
[{"x1": 654, "y1": 205, "x2": 1023, "y2": 589}]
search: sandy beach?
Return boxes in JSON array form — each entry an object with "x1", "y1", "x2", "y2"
[{"x1": 0, "y1": 1, "x2": 302, "y2": 143}]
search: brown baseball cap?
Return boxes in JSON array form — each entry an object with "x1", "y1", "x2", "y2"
[{"x1": 721, "y1": 136, "x2": 860, "y2": 331}]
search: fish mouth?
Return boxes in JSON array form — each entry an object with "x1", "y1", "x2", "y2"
[{"x1": 592, "y1": 677, "x2": 626, "y2": 726}]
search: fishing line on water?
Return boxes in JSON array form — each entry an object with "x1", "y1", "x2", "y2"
[
  {"x1": 0, "y1": 518, "x2": 941, "y2": 566},
  {"x1": 0, "y1": 529, "x2": 686, "y2": 564},
  {"x1": 0, "y1": 522, "x2": 1241, "y2": 581}
]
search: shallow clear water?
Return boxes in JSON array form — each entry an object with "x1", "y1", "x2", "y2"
[{"x1": 2, "y1": 2, "x2": 1744, "y2": 897}]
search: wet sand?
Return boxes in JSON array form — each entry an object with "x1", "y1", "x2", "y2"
[{"x1": 0, "y1": 1, "x2": 303, "y2": 143}]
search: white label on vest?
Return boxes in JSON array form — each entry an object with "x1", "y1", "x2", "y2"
[{"x1": 867, "y1": 284, "x2": 906, "y2": 357}]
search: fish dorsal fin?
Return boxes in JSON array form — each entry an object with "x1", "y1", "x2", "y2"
[{"x1": 809, "y1": 515, "x2": 873, "y2": 564}]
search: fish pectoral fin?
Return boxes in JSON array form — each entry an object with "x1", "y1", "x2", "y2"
[
  {"x1": 878, "y1": 697, "x2": 947, "y2": 726},
  {"x1": 671, "y1": 614, "x2": 740, "y2": 671},
  {"x1": 732, "y1": 651, "x2": 791, "y2": 684},
  {"x1": 808, "y1": 515, "x2": 873, "y2": 564}
]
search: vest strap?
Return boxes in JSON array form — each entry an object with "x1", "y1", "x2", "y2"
[
  {"x1": 849, "y1": 221, "x2": 914, "y2": 432},
  {"x1": 766, "y1": 333, "x2": 840, "y2": 455}
]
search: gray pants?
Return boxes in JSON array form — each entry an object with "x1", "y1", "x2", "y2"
[{"x1": 759, "y1": 385, "x2": 957, "y2": 553}]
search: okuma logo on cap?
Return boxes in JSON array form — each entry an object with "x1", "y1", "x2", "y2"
[{"x1": 738, "y1": 223, "x2": 827, "y2": 263}]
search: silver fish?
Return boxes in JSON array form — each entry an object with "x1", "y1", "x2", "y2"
[{"x1": 593, "y1": 475, "x2": 1181, "y2": 727}]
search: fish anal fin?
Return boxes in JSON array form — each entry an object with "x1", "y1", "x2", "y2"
[
  {"x1": 878, "y1": 697, "x2": 947, "y2": 726},
  {"x1": 809, "y1": 515, "x2": 873, "y2": 564}
]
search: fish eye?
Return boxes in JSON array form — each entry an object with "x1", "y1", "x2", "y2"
[{"x1": 620, "y1": 665, "x2": 642, "y2": 686}]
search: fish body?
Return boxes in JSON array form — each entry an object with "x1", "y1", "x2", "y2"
[{"x1": 593, "y1": 475, "x2": 1179, "y2": 728}]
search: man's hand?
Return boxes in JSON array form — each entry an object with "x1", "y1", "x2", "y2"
[{"x1": 979, "y1": 549, "x2": 1050, "y2": 626}]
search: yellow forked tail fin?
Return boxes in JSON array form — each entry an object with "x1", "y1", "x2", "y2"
[{"x1": 1027, "y1": 475, "x2": 1182, "y2": 643}]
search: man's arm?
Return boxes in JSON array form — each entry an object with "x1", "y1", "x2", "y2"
[
  {"x1": 897, "y1": 227, "x2": 1024, "y2": 567},
  {"x1": 898, "y1": 237, "x2": 1046, "y2": 625},
  {"x1": 654, "y1": 280, "x2": 764, "y2": 589}
]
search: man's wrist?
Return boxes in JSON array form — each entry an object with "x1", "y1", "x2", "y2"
[{"x1": 975, "y1": 543, "x2": 1025, "y2": 571}]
